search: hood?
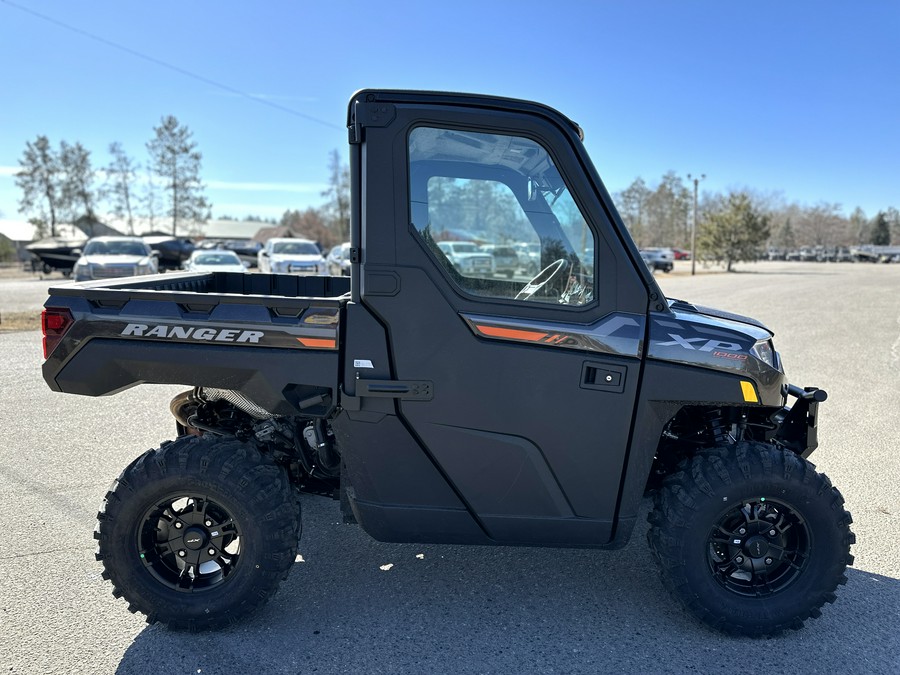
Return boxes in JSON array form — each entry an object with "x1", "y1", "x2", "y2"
[
  {"x1": 80, "y1": 254, "x2": 152, "y2": 265},
  {"x1": 667, "y1": 298, "x2": 772, "y2": 336},
  {"x1": 647, "y1": 299, "x2": 781, "y2": 386},
  {"x1": 269, "y1": 253, "x2": 323, "y2": 265},
  {"x1": 189, "y1": 263, "x2": 246, "y2": 273}
]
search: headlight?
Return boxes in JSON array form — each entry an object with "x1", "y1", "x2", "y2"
[
  {"x1": 73, "y1": 262, "x2": 90, "y2": 280},
  {"x1": 751, "y1": 340, "x2": 776, "y2": 368}
]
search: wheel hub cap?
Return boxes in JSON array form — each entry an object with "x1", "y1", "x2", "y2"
[
  {"x1": 182, "y1": 526, "x2": 208, "y2": 550},
  {"x1": 745, "y1": 535, "x2": 769, "y2": 558}
]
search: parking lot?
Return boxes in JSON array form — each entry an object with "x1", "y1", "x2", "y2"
[{"x1": 1, "y1": 261, "x2": 898, "y2": 674}]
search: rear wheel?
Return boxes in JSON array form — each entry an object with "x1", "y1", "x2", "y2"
[
  {"x1": 95, "y1": 435, "x2": 300, "y2": 630},
  {"x1": 648, "y1": 442, "x2": 854, "y2": 636}
]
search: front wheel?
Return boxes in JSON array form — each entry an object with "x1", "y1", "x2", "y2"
[
  {"x1": 648, "y1": 442, "x2": 854, "y2": 636},
  {"x1": 95, "y1": 435, "x2": 300, "y2": 630}
]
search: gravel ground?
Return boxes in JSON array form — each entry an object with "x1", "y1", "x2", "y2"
[{"x1": 0, "y1": 261, "x2": 898, "y2": 674}]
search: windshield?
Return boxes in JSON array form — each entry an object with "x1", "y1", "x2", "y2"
[
  {"x1": 84, "y1": 240, "x2": 148, "y2": 256},
  {"x1": 271, "y1": 241, "x2": 319, "y2": 255},
  {"x1": 194, "y1": 252, "x2": 240, "y2": 265},
  {"x1": 451, "y1": 243, "x2": 479, "y2": 253}
]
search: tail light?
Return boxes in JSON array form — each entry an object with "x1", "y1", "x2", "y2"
[{"x1": 41, "y1": 308, "x2": 74, "y2": 359}]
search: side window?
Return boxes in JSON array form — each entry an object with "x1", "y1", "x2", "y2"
[{"x1": 409, "y1": 126, "x2": 595, "y2": 307}]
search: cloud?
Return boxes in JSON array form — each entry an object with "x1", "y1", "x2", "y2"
[{"x1": 206, "y1": 180, "x2": 327, "y2": 194}]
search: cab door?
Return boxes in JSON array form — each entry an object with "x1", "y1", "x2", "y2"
[{"x1": 351, "y1": 92, "x2": 650, "y2": 546}]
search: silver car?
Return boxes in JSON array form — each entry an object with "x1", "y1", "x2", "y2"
[{"x1": 73, "y1": 236, "x2": 159, "y2": 281}]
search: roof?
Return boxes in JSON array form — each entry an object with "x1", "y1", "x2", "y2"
[{"x1": 0, "y1": 219, "x2": 36, "y2": 242}]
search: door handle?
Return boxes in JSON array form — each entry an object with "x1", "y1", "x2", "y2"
[
  {"x1": 581, "y1": 362, "x2": 626, "y2": 393},
  {"x1": 357, "y1": 379, "x2": 433, "y2": 401}
]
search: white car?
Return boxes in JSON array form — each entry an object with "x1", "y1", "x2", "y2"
[
  {"x1": 436, "y1": 241, "x2": 495, "y2": 276},
  {"x1": 73, "y1": 236, "x2": 158, "y2": 281},
  {"x1": 326, "y1": 242, "x2": 352, "y2": 276},
  {"x1": 258, "y1": 238, "x2": 327, "y2": 275},
  {"x1": 183, "y1": 249, "x2": 247, "y2": 274}
]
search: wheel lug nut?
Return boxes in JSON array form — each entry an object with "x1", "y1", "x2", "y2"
[
  {"x1": 174, "y1": 522, "x2": 183, "y2": 529},
  {"x1": 208, "y1": 548, "x2": 216, "y2": 556},
  {"x1": 765, "y1": 557, "x2": 773, "y2": 565},
  {"x1": 769, "y1": 529, "x2": 776, "y2": 537},
  {"x1": 735, "y1": 556, "x2": 744, "y2": 564},
  {"x1": 738, "y1": 528, "x2": 746, "y2": 535},
  {"x1": 178, "y1": 550, "x2": 186, "y2": 558},
  {"x1": 205, "y1": 520, "x2": 213, "y2": 527}
]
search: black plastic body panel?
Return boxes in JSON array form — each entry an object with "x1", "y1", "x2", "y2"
[{"x1": 42, "y1": 272, "x2": 350, "y2": 417}]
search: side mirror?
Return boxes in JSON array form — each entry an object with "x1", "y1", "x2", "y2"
[
  {"x1": 150, "y1": 250, "x2": 161, "y2": 257},
  {"x1": 260, "y1": 250, "x2": 269, "y2": 257}
]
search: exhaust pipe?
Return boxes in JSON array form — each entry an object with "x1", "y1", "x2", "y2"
[{"x1": 169, "y1": 387, "x2": 276, "y2": 435}]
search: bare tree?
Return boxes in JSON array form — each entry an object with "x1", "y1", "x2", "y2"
[
  {"x1": 15, "y1": 135, "x2": 62, "y2": 237},
  {"x1": 320, "y1": 149, "x2": 351, "y2": 241},
  {"x1": 643, "y1": 172, "x2": 691, "y2": 247},
  {"x1": 105, "y1": 142, "x2": 139, "y2": 234},
  {"x1": 615, "y1": 177, "x2": 651, "y2": 246},
  {"x1": 59, "y1": 141, "x2": 97, "y2": 225}
]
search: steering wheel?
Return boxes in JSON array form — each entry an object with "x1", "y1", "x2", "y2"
[{"x1": 515, "y1": 258, "x2": 568, "y2": 301}]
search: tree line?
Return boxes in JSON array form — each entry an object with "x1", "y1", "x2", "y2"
[
  {"x1": 614, "y1": 172, "x2": 898, "y2": 270},
  {"x1": 13, "y1": 124, "x2": 896, "y2": 271},
  {"x1": 15, "y1": 116, "x2": 210, "y2": 238}
]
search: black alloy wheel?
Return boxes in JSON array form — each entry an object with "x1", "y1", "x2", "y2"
[
  {"x1": 138, "y1": 493, "x2": 243, "y2": 593},
  {"x1": 707, "y1": 497, "x2": 810, "y2": 597}
]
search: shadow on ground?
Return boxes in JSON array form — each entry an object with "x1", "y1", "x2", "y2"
[{"x1": 114, "y1": 498, "x2": 898, "y2": 675}]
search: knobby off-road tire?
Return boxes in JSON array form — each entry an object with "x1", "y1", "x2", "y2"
[
  {"x1": 95, "y1": 435, "x2": 300, "y2": 631},
  {"x1": 648, "y1": 442, "x2": 854, "y2": 636}
]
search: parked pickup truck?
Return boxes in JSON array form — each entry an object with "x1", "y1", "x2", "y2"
[{"x1": 41, "y1": 89, "x2": 853, "y2": 636}]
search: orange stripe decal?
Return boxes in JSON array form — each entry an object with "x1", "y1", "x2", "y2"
[
  {"x1": 297, "y1": 337, "x2": 337, "y2": 349},
  {"x1": 476, "y1": 324, "x2": 548, "y2": 342}
]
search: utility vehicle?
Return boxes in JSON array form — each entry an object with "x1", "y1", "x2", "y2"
[{"x1": 41, "y1": 89, "x2": 854, "y2": 635}]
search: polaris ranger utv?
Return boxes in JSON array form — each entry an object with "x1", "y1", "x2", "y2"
[{"x1": 41, "y1": 89, "x2": 854, "y2": 635}]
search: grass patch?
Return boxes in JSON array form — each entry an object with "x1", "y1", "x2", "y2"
[{"x1": 0, "y1": 311, "x2": 41, "y2": 332}]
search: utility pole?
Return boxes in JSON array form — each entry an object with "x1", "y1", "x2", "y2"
[{"x1": 687, "y1": 173, "x2": 705, "y2": 276}]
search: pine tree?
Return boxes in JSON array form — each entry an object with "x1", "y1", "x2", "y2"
[
  {"x1": 147, "y1": 116, "x2": 210, "y2": 235},
  {"x1": 870, "y1": 212, "x2": 891, "y2": 246},
  {"x1": 698, "y1": 192, "x2": 770, "y2": 271}
]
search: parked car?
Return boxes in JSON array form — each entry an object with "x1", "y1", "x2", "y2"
[
  {"x1": 639, "y1": 248, "x2": 674, "y2": 273},
  {"x1": 183, "y1": 249, "x2": 247, "y2": 273},
  {"x1": 436, "y1": 241, "x2": 495, "y2": 276},
  {"x1": 258, "y1": 238, "x2": 326, "y2": 275},
  {"x1": 672, "y1": 248, "x2": 691, "y2": 260},
  {"x1": 481, "y1": 244, "x2": 520, "y2": 277},
  {"x1": 72, "y1": 236, "x2": 159, "y2": 282},
  {"x1": 327, "y1": 242, "x2": 352, "y2": 276},
  {"x1": 142, "y1": 236, "x2": 195, "y2": 271},
  {"x1": 835, "y1": 247, "x2": 854, "y2": 263},
  {"x1": 514, "y1": 241, "x2": 541, "y2": 275}
]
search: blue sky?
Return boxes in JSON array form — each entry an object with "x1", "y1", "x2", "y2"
[{"x1": 1, "y1": 0, "x2": 897, "y2": 227}]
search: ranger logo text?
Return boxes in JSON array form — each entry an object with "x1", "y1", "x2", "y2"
[{"x1": 121, "y1": 323, "x2": 264, "y2": 343}]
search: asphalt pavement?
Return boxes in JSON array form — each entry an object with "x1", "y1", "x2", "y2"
[{"x1": 0, "y1": 261, "x2": 898, "y2": 674}]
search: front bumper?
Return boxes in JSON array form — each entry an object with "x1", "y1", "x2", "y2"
[{"x1": 771, "y1": 384, "x2": 827, "y2": 458}]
